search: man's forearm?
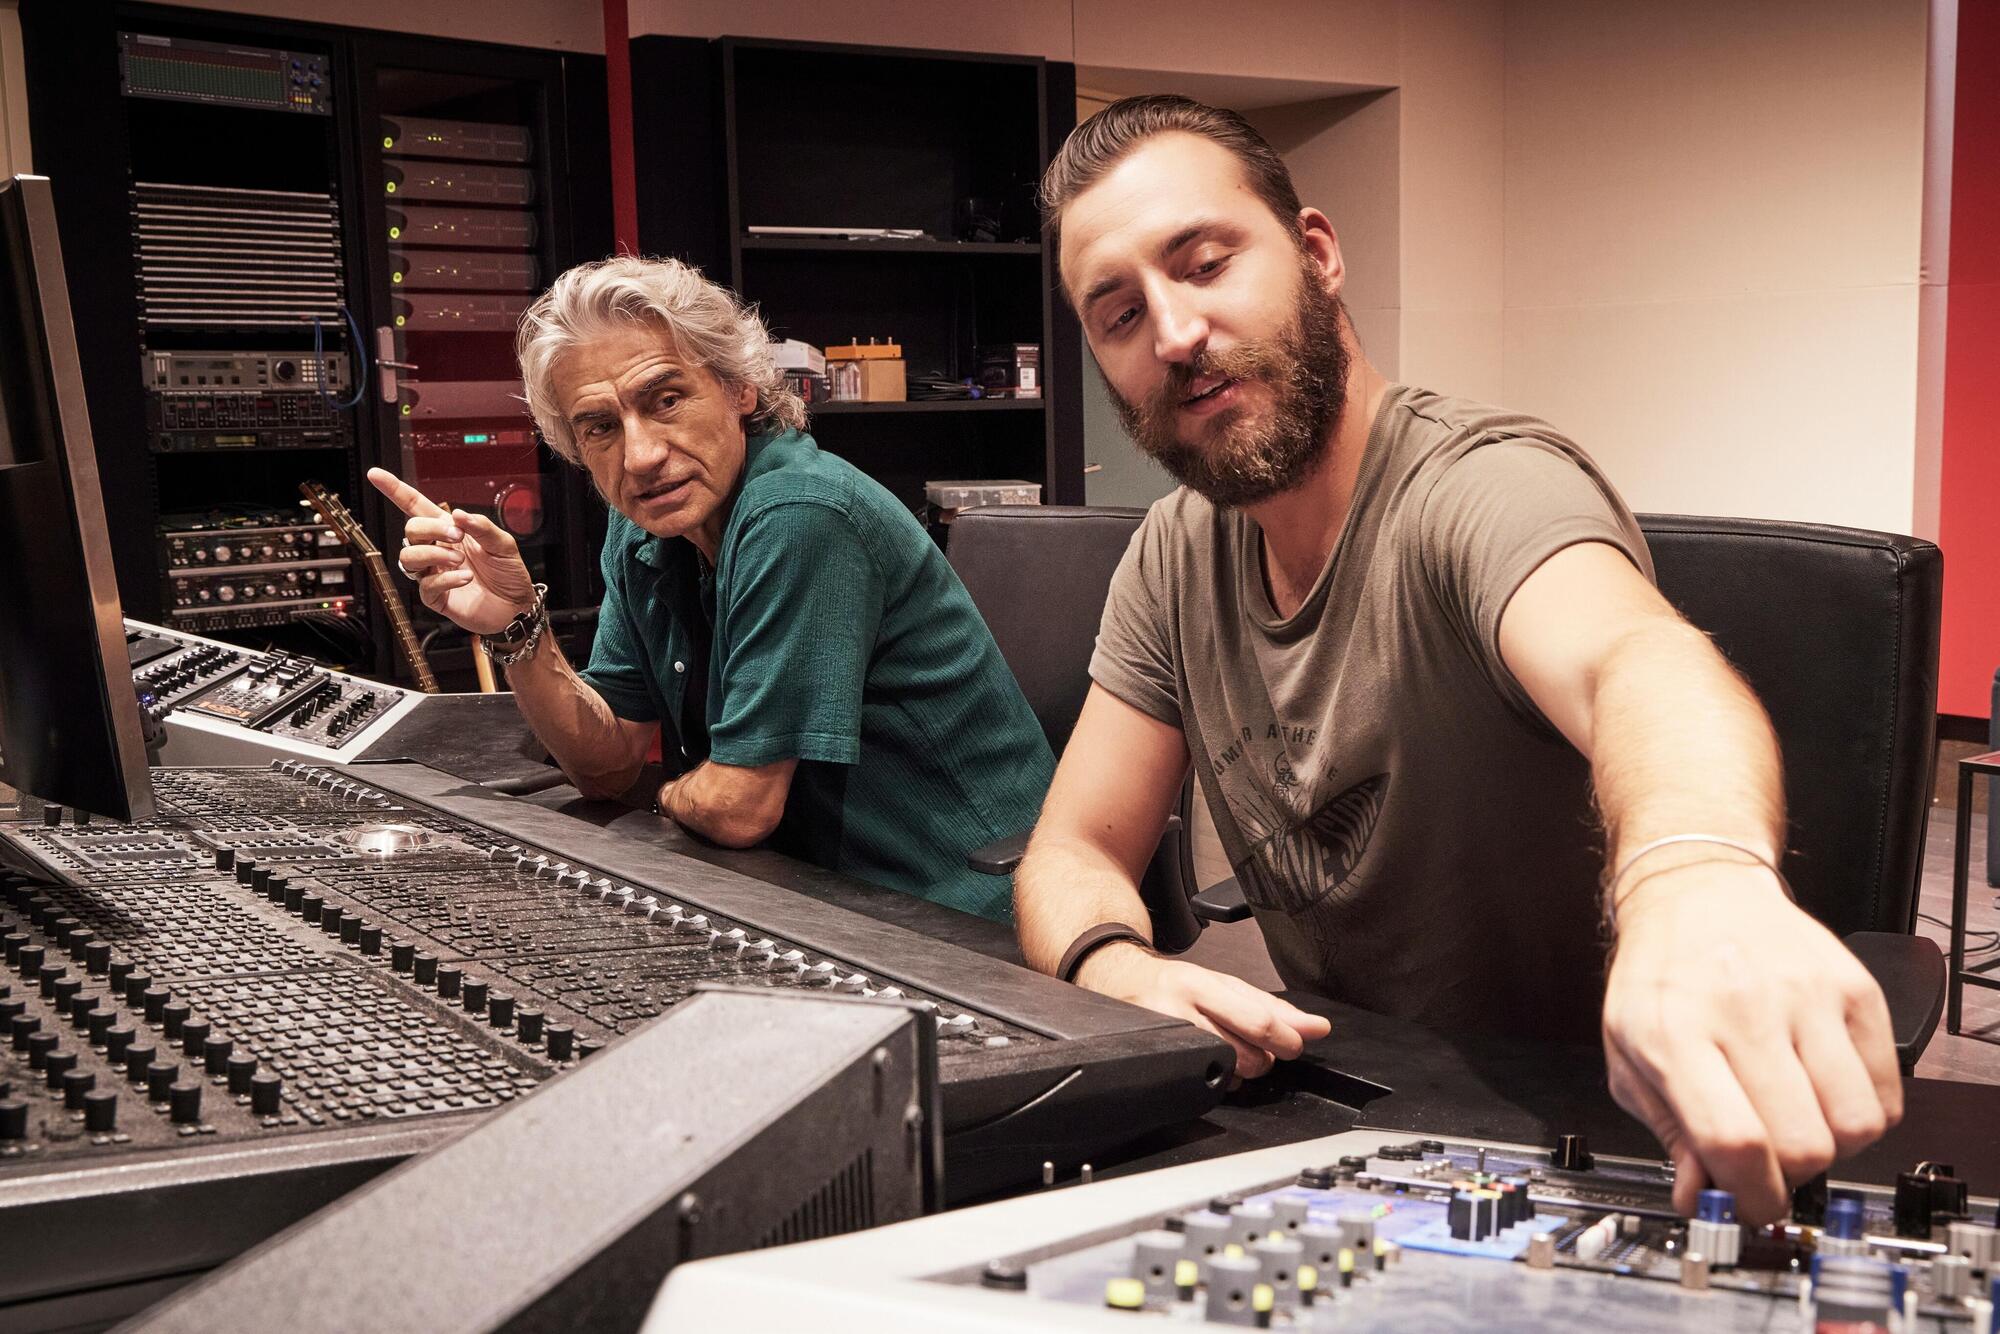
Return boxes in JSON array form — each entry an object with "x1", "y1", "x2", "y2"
[
  {"x1": 656, "y1": 758, "x2": 794, "y2": 849},
  {"x1": 501, "y1": 635, "x2": 642, "y2": 799},
  {"x1": 1014, "y1": 831, "x2": 1158, "y2": 978},
  {"x1": 1590, "y1": 619, "x2": 1786, "y2": 907}
]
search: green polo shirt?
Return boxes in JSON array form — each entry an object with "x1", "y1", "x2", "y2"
[{"x1": 577, "y1": 428, "x2": 1054, "y2": 920}]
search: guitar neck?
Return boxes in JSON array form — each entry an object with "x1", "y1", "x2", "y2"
[{"x1": 357, "y1": 549, "x2": 440, "y2": 694}]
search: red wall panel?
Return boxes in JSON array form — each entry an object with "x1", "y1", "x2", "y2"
[{"x1": 1938, "y1": 0, "x2": 2000, "y2": 718}]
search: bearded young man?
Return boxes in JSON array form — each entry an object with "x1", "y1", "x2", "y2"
[
  {"x1": 370, "y1": 256, "x2": 1053, "y2": 921},
  {"x1": 1014, "y1": 96, "x2": 1901, "y2": 1225}
]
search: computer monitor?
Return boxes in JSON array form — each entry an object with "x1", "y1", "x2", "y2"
[{"x1": 0, "y1": 175, "x2": 155, "y2": 822}]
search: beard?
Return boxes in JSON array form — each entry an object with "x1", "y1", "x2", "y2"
[{"x1": 1108, "y1": 255, "x2": 1349, "y2": 509}]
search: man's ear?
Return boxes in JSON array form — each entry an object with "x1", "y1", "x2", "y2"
[
  {"x1": 732, "y1": 379, "x2": 759, "y2": 418},
  {"x1": 1296, "y1": 207, "x2": 1345, "y2": 297}
]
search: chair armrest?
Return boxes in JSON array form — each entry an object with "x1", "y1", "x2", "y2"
[
  {"x1": 1191, "y1": 876, "x2": 1251, "y2": 924},
  {"x1": 967, "y1": 830, "x2": 1031, "y2": 877},
  {"x1": 1844, "y1": 931, "x2": 1944, "y2": 1074},
  {"x1": 966, "y1": 816, "x2": 1184, "y2": 878}
]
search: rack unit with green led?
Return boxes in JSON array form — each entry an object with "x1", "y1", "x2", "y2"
[{"x1": 19, "y1": 2, "x2": 610, "y2": 686}]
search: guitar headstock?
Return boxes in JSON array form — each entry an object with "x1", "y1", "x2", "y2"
[{"x1": 300, "y1": 480, "x2": 379, "y2": 557}]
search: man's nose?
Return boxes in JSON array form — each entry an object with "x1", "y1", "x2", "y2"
[
  {"x1": 1151, "y1": 288, "x2": 1210, "y2": 368},
  {"x1": 621, "y1": 416, "x2": 671, "y2": 474}
]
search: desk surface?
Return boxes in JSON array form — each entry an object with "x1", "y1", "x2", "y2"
[{"x1": 369, "y1": 693, "x2": 2000, "y2": 1200}]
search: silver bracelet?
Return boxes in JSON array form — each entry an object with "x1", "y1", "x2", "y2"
[
  {"x1": 479, "y1": 585, "x2": 550, "y2": 670},
  {"x1": 1605, "y1": 834, "x2": 1793, "y2": 925}
]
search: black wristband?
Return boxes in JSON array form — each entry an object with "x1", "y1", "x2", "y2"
[{"x1": 1056, "y1": 922, "x2": 1152, "y2": 984}]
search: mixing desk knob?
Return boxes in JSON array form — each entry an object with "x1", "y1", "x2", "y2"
[
  {"x1": 37, "y1": 963, "x2": 66, "y2": 997},
  {"x1": 124, "y1": 1043, "x2": 157, "y2": 1082},
  {"x1": 162, "y1": 1003, "x2": 191, "y2": 1041},
  {"x1": 7, "y1": 1015, "x2": 37, "y2": 1051},
  {"x1": 180, "y1": 1019, "x2": 211, "y2": 1058},
  {"x1": 627, "y1": 895, "x2": 658, "y2": 916},
  {"x1": 1203, "y1": 1255, "x2": 1265, "y2": 1326},
  {"x1": 413, "y1": 954, "x2": 438, "y2": 986},
  {"x1": 768, "y1": 950, "x2": 805, "y2": 974},
  {"x1": 436, "y1": 967, "x2": 462, "y2": 1000},
  {"x1": 462, "y1": 980, "x2": 488, "y2": 1014},
  {"x1": 87, "y1": 1008, "x2": 114, "y2": 1044},
  {"x1": 104, "y1": 1025, "x2": 134, "y2": 1063},
  {"x1": 0, "y1": 1101, "x2": 25, "y2": 1139},
  {"x1": 358, "y1": 924, "x2": 382, "y2": 956},
  {"x1": 15, "y1": 944, "x2": 43, "y2": 975},
  {"x1": 1131, "y1": 1231, "x2": 1186, "y2": 1303},
  {"x1": 227, "y1": 1052, "x2": 259, "y2": 1096},
  {"x1": 391, "y1": 942, "x2": 416, "y2": 972},
  {"x1": 250, "y1": 1072, "x2": 283, "y2": 1116},
  {"x1": 1950, "y1": 1221, "x2": 2000, "y2": 1272},
  {"x1": 170, "y1": 1081, "x2": 203, "y2": 1124},
  {"x1": 516, "y1": 1009, "x2": 545, "y2": 1044},
  {"x1": 1687, "y1": 1190, "x2": 1742, "y2": 1268},
  {"x1": 62, "y1": 990, "x2": 93, "y2": 1024},
  {"x1": 605, "y1": 887, "x2": 634, "y2": 909},
  {"x1": 147, "y1": 1062, "x2": 179, "y2": 1102},
  {"x1": 805, "y1": 962, "x2": 840, "y2": 986},
  {"x1": 83, "y1": 1089, "x2": 117, "y2": 1134},
  {"x1": 545, "y1": 1026, "x2": 575, "y2": 1061},
  {"x1": 66, "y1": 928, "x2": 96, "y2": 961},
  {"x1": 1184, "y1": 1214, "x2": 1234, "y2": 1282},
  {"x1": 43, "y1": 1050, "x2": 77, "y2": 1088},
  {"x1": 62, "y1": 1069, "x2": 94, "y2": 1109},
  {"x1": 25, "y1": 1031, "x2": 57, "y2": 1068},
  {"x1": 41, "y1": 804, "x2": 61, "y2": 827},
  {"x1": 1937, "y1": 1254, "x2": 1973, "y2": 1300},
  {"x1": 836, "y1": 974, "x2": 870, "y2": 994},
  {"x1": 204, "y1": 1036, "x2": 233, "y2": 1075},
  {"x1": 488, "y1": 994, "x2": 515, "y2": 1028},
  {"x1": 142, "y1": 987, "x2": 170, "y2": 1022}
]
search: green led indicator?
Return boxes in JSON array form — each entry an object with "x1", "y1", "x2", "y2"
[
  {"x1": 401, "y1": 404, "x2": 412, "y2": 415},
  {"x1": 385, "y1": 181, "x2": 396, "y2": 194},
  {"x1": 388, "y1": 225, "x2": 401, "y2": 239},
  {"x1": 392, "y1": 272, "x2": 403, "y2": 284},
  {"x1": 382, "y1": 135, "x2": 395, "y2": 148},
  {"x1": 394, "y1": 315, "x2": 406, "y2": 327}
]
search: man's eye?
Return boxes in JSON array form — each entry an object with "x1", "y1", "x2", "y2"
[
  {"x1": 1194, "y1": 256, "x2": 1225, "y2": 277},
  {"x1": 654, "y1": 395, "x2": 680, "y2": 412},
  {"x1": 1108, "y1": 306, "x2": 1139, "y2": 335}
]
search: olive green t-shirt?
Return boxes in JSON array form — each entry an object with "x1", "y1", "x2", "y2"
[
  {"x1": 580, "y1": 429, "x2": 1054, "y2": 921},
  {"x1": 1091, "y1": 386, "x2": 1653, "y2": 1040}
]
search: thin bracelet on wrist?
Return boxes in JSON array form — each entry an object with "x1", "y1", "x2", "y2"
[{"x1": 1603, "y1": 833, "x2": 1793, "y2": 929}]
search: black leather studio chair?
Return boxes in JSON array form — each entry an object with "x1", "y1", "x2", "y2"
[
  {"x1": 952, "y1": 506, "x2": 1946, "y2": 1067},
  {"x1": 949, "y1": 506, "x2": 1210, "y2": 953},
  {"x1": 1639, "y1": 515, "x2": 1944, "y2": 1068}
]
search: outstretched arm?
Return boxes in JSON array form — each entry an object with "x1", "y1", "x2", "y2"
[{"x1": 1500, "y1": 540, "x2": 1900, "y2": 1224}]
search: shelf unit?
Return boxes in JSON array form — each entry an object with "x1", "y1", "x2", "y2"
[
  {"x1": 632, "y1": 35, "x2": 1084, "y2": 511},
  {"x1": 19, "y1": 2, "x2": 609, "y2": 684}
]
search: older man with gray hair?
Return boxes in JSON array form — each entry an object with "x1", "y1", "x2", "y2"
[{"x1": 368, "y1": 256, "x2": 1053, "y2": 921}]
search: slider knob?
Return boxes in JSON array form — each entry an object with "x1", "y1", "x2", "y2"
[{"x1": 1552, "y1": 1134, "x2": 1593, "y2": 1171}]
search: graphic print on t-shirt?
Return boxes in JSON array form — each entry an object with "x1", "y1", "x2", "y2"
[{"x1": 1223, "y1": 736, "x2": 1389, "y2": 917}]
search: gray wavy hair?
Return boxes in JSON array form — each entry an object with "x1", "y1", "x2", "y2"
[{"x1": 516, "y1": 255, "x2": 806, "y2": 463}]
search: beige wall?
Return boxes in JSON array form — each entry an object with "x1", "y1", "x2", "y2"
[
  {"x1": 159, "y1": 0, "x2": 603, "y2": 51},
  {"x1": 1500, "y1": 0, "x2": 1931, "y2": 533},
  {"x1": 0, "y1": 1, "x2": 30, "y2": 177}
]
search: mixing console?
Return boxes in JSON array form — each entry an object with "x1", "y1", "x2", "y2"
[
  {"x1": 1, "y1": 761, "x2": 1227, "y2": 1313},
  {"x1": 653, "y1": 1128, "x2": 2000, "y2": 1332}
]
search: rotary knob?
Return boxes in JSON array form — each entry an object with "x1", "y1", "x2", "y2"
[{"x1": 83, "y1": 1089, "x2": 117, "y2": 1134}]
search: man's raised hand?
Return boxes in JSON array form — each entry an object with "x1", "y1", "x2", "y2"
[{"x1": 367, "y1": 467, "x2": 539, "y2": 636}]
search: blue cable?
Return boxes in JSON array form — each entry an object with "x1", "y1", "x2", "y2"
[{"x1": 311, "y1": 303, "x2": 370, "y2": 411}]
